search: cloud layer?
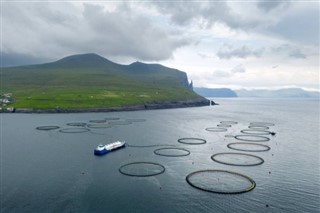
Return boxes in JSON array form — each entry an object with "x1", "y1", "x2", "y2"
[
  {"x1": 2, "y1": 1, "x2": 319, "y2": 90},
  {"x1": 217, "y1": 45, "x2": 264, "y2": 60},
  {"x1": 2, "y1": 2, "x2": 190, "y2": 66}
]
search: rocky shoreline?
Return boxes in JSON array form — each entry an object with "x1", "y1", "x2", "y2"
[{"x1": 9, "y1": 98, "x2": 214, "y2": 113}]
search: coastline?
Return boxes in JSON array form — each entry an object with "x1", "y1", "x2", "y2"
[{"x1": 8, "y1": 98, "x2": 212, "y2": 113}]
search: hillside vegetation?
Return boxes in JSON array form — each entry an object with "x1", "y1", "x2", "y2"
[{"x1": 1, "y1": 53, "x2": 203, "y2": 110}]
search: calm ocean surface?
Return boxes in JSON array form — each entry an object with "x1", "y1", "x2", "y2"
[{"x1": 1, "y1": 98, "x2": 319, "y2": 213}]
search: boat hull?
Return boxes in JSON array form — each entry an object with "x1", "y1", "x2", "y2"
[
  {"x1": 94, "y1": 142, "x2": 125, "y2": 155},
  {"x1": 94, "y1": 149, "x2": 109, "y2": 155}
]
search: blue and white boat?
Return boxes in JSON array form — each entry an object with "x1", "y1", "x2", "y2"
[{"x1": 94, "y1": 141, "x2": 126, "y2": 155}]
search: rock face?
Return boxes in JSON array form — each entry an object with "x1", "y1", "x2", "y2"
[
  {"x1": 210, "y1": 100, "x2": 218, "y2": 106},
  {"x1": 143, "y1": 98, "x2": 209, "y2": 110},
  {"x1": 178, "y1": 73, "x2": 193, "y2": 91}
]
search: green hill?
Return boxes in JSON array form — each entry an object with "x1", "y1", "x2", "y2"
[{"x1": 1, "y1": 53, "x2": 207, "y2": 111}]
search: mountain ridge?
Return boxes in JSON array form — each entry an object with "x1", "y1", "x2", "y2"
[
  {"x1": 1, "y1": 53, "x2": 207, "y2": 111},
  {"x1": 194, "y1": 87, "x2": 319, "y2": 98},
  {"x1": 235, "y1": 88, "x2": 319, "y2": 98},
  {"x1": 194, "y1": 87, "x2": 237, "y2": 97},
  {"x1": 52, "y1": 53, "x2": 117, "y2": 68}
]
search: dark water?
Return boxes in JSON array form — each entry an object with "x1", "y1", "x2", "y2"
[{"x1": 1, "y1": 98, "x2": 319, "y2": 212}]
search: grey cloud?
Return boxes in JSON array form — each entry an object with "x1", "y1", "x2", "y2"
[
  {"x1": 257, "y1": 1, "x2": 289, "y2": 12},
  {"x1": 0, "y1": 52, "x2": 52, "y2": 67},
  {"x1": 2, "y1": 2, "x2": 191, "y2": 66},
  {"x1": 231, "y1": 64, "x2": 246, "y2": 73},
  {"x1": 151, "y1": 1, "x2": 318, "y2": 48},
  {"x1": 266, "y1": 5, "x2": 319, "y2": 46},
  {"x1": 273, "y1": 44, "x2": 307, "y2": 59},
  {"x1": 288, "y1": 50, "x2": 307, "y2": 59},
  {"x1": 81, "y1": 3, "x2": 191, "y2": 61},
  {"x1": 217, "y1": 44, "x2": 264, "y2": 60},
  {"x1": 212, "y1": 64, "x2": 245, "y2": 78},
  {"x1": 150, "y1": 1, "x2": 260, "y2": 29},
  {"x1": 198, "y1": 53, "x2": 215, "y2": 59},
  {"x1": 2, "y1": 3, "x2": 80, "y2": 59}
]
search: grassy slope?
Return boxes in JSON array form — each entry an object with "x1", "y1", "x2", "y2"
[{"x1": 1, "y1": 54, "x2": 201, "y2": 109}]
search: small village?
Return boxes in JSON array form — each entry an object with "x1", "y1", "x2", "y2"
[{"x1": 0, "y1": 93, "x2": 15, "y2": 112}]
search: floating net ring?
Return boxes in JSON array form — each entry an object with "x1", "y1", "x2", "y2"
[
  {"x1": 119, "y1": 162, "x2": 165, "y2": 177},
  {"x1": 87, "y1": 123, "x2": 112, "y2": 129},
  {"x1": 250, "y1": 122, "x2": 275, "y2": 127},
  {"x1": 235, "y1": 135, "x2": 270, "y2": 142},
  {"x1": 225, "y1": 135, "x2": 235, "y2": 138},
  {"x1": 154, "y1": 147, "x2": 190, "y2": 157},
  {"x1": 105, "y1": 117, "x2": 120, "y2": 121},
  {"x1": 89, "y1": 119, "x2": 106, "y2": 123},
  {"x1": 109, "y1": 121, "x2": 132, "y2": 125},
  {"x1": 127, "y1": 144, "x2": 176, "y2": 148},
  {"x1": 177, "y1": 138, "x2": 207, "y2": 145},
  {"x1": 36, "y1": 126, "x2": 60, "y2": 130},
  {"x1": 186, "y1": 170, "x2": 256, "y2": 194},
  {"x1": 220, "y1": 121, "x2": 238, "y2": 125},
  {"x1": 125, "y1": 119, "x2": 146, "y2": 122},
  {"x1": 59, "y1": 128, "x2": 90, "y2": 133},
  {"x1": 217, "y1": 124, "x2": 232, "y2": 128},
  {"x1": 211, "y1": 152, "x2": 264, "y2": 166},
  {"x1": 248, "y1": 125, "x2": 269, "y2": 130},
  {"x1": 205, "y1": 127, "x2": 227, "y2": 132},
  {"x1": 240, "y1": 129, "x2": 271, "y2": 135},
  {"x1": 227, "y1": 142, "x2": 271, "y2": 152},
  {"x1": 66, "y1": 122, "x2": 87, "y2": 127}
]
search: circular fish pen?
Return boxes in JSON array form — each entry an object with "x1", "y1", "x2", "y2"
[
  {"x1": 89, "y1": 119, "x2": 106, "y2": 123},
  {"x1": 36, "y1": 126, "x2": 60, "y2": 130},
  {"x1": 248, "y1": 125, "x2": 269, "y2": 130},
  {"x1": 205, "y1": 127, "x2": 227, "y2": 132},
  {"x1": 119, "y1": 162, "x2": 165, "y2": 177},
  {"x1": 235, "y1": 135, "x2": 270, "y2": 142},
  {"x1": 250, "y1": 122, "x2": 275, "y2": 127},
  {"x1": 109, "y1": 121, "x2": 132, "y2": 125},
  {"x1": 240, "y1": 129, "x2": 271, "y2": 135},
  {"x1": 177, "y1": 138, "x2": 207, "y2": 145},
  {"x1": 58, "y1": 128, "x2": 90, "y2": 133},
  {"x1": 217, "y1": 124, "x2": 232, "y2": 128},
  {"x1": 227, "y1": 142, "x2": 270, "y2": 152},
  {"x1": 154, "y1": 147, "x2": 190, "y2": 157},
  {"x1": 186, "y1": 170, "x2": 256, "y2": 194},
  {"x1": 87, "y1": 123, "x2": 112, "y2": 129},
  {"x1": 211, "y1": 152, "x2": 264, "y2": 166},
  {"x1": 66, "y1": 122, "x2": 87, "y2": 127},
  {"x1": 105, "y1": 117, "x2": 120, "y2": 121},
  {"x1": 220, "y1": 121, "x2": 238, "y2": 125}
]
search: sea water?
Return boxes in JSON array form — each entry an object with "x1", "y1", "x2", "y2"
[{"x1": 1, "y1": 98, "x2": 319, "y2": 212}]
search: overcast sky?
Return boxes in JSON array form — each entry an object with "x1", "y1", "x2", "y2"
[{"x1": 2, "y1": 1, "x2": 319, "y2": 91}]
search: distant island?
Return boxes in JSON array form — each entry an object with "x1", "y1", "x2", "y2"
[
  {"x1": 194, "y1": 87, "x2": 319, "y2": 98},
  {"x1": 194, "y1": 88, "x2": 237, "y2": 97},
  {"x1": 1, "y1": 53, "x2": 209, "y2": 113},
  {"x1": 235, "y1": 88, "x2": 320, "y2": 98}
]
